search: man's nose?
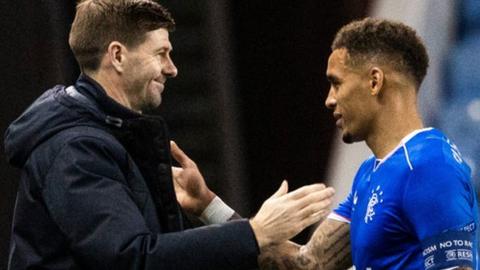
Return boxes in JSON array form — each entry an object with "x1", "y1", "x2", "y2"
[
  {"x1": 325, "y1": 88, "x2": 336, "y2": 109},
  {"x1": 164, "y1": 59, "x2": 178, "y2": 78}
]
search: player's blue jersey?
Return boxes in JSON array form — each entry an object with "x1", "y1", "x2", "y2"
[{"x1": 332, "y1": 128, "x2": 479, "y2": 270}]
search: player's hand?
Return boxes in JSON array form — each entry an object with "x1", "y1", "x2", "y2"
[
  {"x1": 250, "y1": 181, "x2": 334, "y2": 249},
  {"x1": 170, "y1": 141, "x2": 215, "y2": 216}
]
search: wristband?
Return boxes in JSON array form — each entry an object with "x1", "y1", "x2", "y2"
[{"x1": 199, "y1": 196, "x2": 235, "y2": 224}]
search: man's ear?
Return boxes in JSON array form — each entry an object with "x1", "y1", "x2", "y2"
[
  {"x1": 369, "y1": 67, "x2": 384, "y2": 96},
  {"x1": 107, "y1": 41, "x2": 127, "y2": 73}
]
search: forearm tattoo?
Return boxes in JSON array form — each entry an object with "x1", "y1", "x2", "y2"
[
  {"x1": 258, "y1": 220, "x2": 352, "y2": 270},
  {"x1": 308, "y1": 220, "x2": 351, "y2": 269},
  {"x1": 259, "y1": 244, "x2": 317, "y2": 270}
]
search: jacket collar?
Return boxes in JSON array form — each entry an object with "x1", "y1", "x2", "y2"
[{"x1": 74, "y1": 73, "x2": 141, "y2": 120}]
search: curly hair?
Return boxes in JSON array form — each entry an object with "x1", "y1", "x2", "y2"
[
  {"x1": 69, "y1": 0, "x2": 175, "y2": 72},
  {"x1": 332, "y1": 17, "x2": 429, "y2": 88}
]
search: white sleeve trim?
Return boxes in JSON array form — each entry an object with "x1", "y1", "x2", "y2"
[
  {"x1": 327, "y1": 212, "x2": 351, "y2": 224},
  {"x1": 199, "y1": 196, "x2": 235, "y2": 225},
  {"x1": 402, "y1": 143, "x2": 413, "y2": 170}
]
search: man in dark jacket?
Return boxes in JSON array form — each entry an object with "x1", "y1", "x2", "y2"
[{"x1": 4, "y1": 1, "x2": 335, "y2": 269}]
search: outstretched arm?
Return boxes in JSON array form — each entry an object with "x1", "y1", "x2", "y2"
[
  {"x1": 170, "y1": 141, "x2": 335, "y2": 250},
  {"x1": 170, "y1": 141, "x2": 350, "y2": 269},
  {"x1": 259, "y1": 218, "x2": 352, "y2": 270}
]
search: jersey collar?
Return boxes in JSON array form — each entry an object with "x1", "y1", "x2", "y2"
[{"x1": 373, "y1": 127, "x2": 433, "y2": 172}]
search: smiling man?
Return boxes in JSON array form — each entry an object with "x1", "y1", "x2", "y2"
[
  {"x1": 3, "y1": 1, "x2": 335, "y2": 269},
  {"x1": 88, "y1": 28, "x2": 175, "y2": 112},
  {"x1": 254, "y1": 18, "x2": 479, "y2": 270}
]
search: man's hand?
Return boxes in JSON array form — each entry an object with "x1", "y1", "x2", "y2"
[
  {"x1": 170, "y1": 141, "x2": 215, "y2": 216},
  {"x1": 257, "y1": 219, "x2": 352, "y2": 270},
  {"x1": 250, "y1": 181, "x2": 335, "y2": 249}
]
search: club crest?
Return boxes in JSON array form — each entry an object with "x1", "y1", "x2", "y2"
[{"x1": 364, "y1": 185, "x2": 383, "y2": 223}]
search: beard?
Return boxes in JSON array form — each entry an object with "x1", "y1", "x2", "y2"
[
  {"x1": 342, "y1": 127, "x2": 366, "y2": 144},
  {"x1": 342, "y1": 132, "x2": 354, "y2": 144}
]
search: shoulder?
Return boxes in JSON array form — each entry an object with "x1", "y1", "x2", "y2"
[
  {"x1": 401, "y1": 129, "x2": 474, "y2": 210},
  {"x1": 31, "y1": 126, "x2": 129, "y2": 175},
  {"x1": 347, "y1": 156, "x2": 376, "y2": 190},
  {"x1": 405, "y1": 128, "x2": 471, "y2": 180},
  {"x1": 56, "y1": 125, "x2": 118, "y2": 143},
  {"x1": 401, "y1": 130, "x2": 476, "y2": 213},
  {"x1": 53, "y1": 126, "x2": 127, "y2": 163},
  {"x1": 401, "y1": 131, "x2": 477, "y2": 237},
  {"x1": 354, "y1": 156, "x2": 375, "y2": 178},
  {"x1": 358, "y1": 155, "x2": 375, "y2": 172}
]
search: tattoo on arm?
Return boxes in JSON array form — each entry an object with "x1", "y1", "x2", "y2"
[
  {"x1": 259, "y1": 243, "x2": 317, "y2": 270},
  {"x1": 258, "y1": 219, "x2": 352, "y2": 270},
  {"x1": 308, "y1": 219, "x2": 351, "y2": 269}
]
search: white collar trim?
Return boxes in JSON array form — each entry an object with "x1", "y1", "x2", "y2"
[{"x1": 373, "y1": 127, "x2": 433, "y2": 172}]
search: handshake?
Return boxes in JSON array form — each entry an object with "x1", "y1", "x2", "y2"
[
  {"x1": 170, "y1": 141, "x2": 335, "y2": 250},
  {"x1": 249, "y1": 180, "x2": 334, "y2": 249}
]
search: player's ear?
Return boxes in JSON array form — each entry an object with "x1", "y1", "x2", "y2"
[
  {"x1": 369, "y1": 67, "x2": 384, "y2": 96},
  {"x1": 107, "y1": 41, "x2": 128, "y2": 73}
]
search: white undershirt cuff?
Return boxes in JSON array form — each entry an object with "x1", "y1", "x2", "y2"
[{"x1": 199, "y1": 196, "x2": 235, "y2": 224}]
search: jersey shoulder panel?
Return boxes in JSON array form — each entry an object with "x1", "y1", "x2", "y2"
[
  {"x1": 401, "y1": 129, "x2": 476, "y2": 239},
  {"x1": 405, "y1": 128, "x2": 471, "y2": 178}
]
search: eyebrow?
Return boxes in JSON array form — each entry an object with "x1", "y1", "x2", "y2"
[
  {"x1": 155, "y1": 45, "x2": 172, "y2": 53},
  {"x1": 326, "y1": 74, "x2": 340, "y2": 83}
]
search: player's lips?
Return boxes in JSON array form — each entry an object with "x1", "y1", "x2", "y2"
[
  {"x1": 154, "y1": 78, "x2": 166, "y2": 84},
  {"x1": 333, "y1": 112, "x2": 343, "y2": 128},
  {"x1": 153, "y1": 78, "x2": 166, "y2": 85},
  {"x1": 153, "y1": 79, "x2": 165, "y2": 92}
]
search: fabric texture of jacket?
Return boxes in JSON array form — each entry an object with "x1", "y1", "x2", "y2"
[{"x1": 4, "y1": 74, "x2": 259, "y2": 270}]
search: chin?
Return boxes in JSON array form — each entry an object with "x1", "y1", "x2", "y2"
[
  {"x1": 342, "y1": 134, "x2": 354, "y2": 144},
  {"x1": 139, "y1": 99, "x2": 161, "y2": 113},
  {"x1": 152, "y1": 96, "x2": 162, "y2": 107},
  {"x1": 146, "y1": 93, "x2": 163, "y2": 109},
  {"x1": 342, "y1": 129, "x2": 365, "y2": 144},
  {"x1": 341, "y1": 130, "x2": 356, "y2": 144}
]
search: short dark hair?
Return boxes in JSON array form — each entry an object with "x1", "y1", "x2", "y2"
[
  {"x1": 69, "y1": 0, "x2": 175, "y2": 72},
  {"x1": 332, "y1": 17, "x2": 429, "y2": 88}
]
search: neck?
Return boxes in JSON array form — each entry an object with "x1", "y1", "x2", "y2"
[
  {"x1": 365, "y1": 91, "x2": 424, "y2": 159},
  {"x1": 87, "y1": 70, "x2": 139, "y2": 113}
]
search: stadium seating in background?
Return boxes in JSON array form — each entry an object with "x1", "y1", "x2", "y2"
[{"x1": 439, "y1": 0, "x2": 480, "y2": 244}]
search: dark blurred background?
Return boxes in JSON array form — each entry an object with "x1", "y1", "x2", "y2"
[
  {"x1": 0, "y1": 1, "x2": 370, "y2": 266},
  {"x1": 3, "y1": 1, "x2": 480, "y2": 269}
]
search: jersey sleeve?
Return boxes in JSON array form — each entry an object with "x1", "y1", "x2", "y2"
[
  {"x1": 330, "y1": 160, "x2": 371, "y2": 223},
  {"x1": 330, "y1": 190, "x2": 353, "y2": 223},
  {"x1": 403, "y1": 160, "x2": 477, "y2": 269}
]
